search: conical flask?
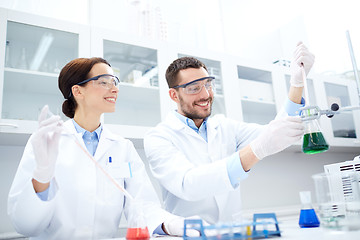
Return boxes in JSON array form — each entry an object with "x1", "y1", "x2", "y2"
[
  {"x1": 298, "y1": 191, "x2": 320, "y2": 228},
  {"x1": 302, "y1": 113, "x2": 329, "y2": 154},
  {"x1": 126, "y1": 201, "x2": 150, "y2": 240}
]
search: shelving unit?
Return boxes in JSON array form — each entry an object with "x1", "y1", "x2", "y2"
[
  {"x1": 0, "y1": 7, "x2": 359, "y2": 147},
  {"x1": 237, "y1": 65, "x2": 276, "y2": 124}
]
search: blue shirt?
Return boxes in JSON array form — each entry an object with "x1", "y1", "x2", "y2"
[
  {"x1": 174, "y1": 97, "x2": 305, "y2": 188},
  {"x1": 72, "y1": 119, "x2": 102, "y2": 156}
]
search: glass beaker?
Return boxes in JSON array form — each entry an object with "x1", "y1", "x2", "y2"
[
  {"x1": 312, "y1": 172, "x2": 360, "y2": 231},
  {"x1": 302, "y1": 110, "x2": 329, "y2": 154}
]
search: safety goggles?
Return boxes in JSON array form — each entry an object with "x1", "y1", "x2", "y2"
[
  {"x1": 69, "y1": 74, "x2": 120, "y2": 98},
  {"x1": 172, "y1": 76, "x2": 215, "y2": 95}
]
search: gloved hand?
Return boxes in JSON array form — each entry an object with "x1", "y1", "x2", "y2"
[
  {"x1": 163, "y1": 216, "x2": 200, "y2": 237},
  {"x1": 290, "y1": 42, "x2": 315, "y2": 87},
  {"x1": 32, "y1": 105, "x2": 63, "y2": 183},
  {"x1": 250, "y1": 116, "x2": 304, "y2": 160}
]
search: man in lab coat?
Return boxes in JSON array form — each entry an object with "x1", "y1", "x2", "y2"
[{"x1": 144, "y1": 43, "x2": 314, "y2": 224}]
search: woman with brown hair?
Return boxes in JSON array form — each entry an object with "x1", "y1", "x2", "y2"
[{"x1": 8, "y1": 57, "x2": 195, "y2": 239}]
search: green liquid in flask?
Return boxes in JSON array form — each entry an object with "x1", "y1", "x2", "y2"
[{"x1": 302, "y1": 132, "x2": 329, "y2": 154}]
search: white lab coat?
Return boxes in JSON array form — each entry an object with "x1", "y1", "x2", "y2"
[
  {"x1": 144, "y1": 112, "x2": 265, "y2": 224},
  {"x1": 8, "y1": 120, "x2": 173, "y2": 239}
]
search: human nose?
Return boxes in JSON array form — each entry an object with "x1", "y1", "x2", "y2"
[
  {"x1": 110, "y1": 83, "x2": 119, "y2": 93},
  {"x1": 198, "y1": 83, "x2": 210, "y2": 98}
]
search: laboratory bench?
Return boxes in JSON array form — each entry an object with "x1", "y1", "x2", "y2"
[{"x1": 2, "y1": 218, "x2": 360, "y2": 240}]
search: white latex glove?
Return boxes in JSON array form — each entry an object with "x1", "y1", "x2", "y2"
[
  {"x1": 32, "y1": 105, "x2": 63, "y2": 183},
  {"x1": 163, "y1": 216, "x2": 201, "y2": 237},
  {"x1": 290, "y1": 42, "x2": 315, "y2": 87},
  {"x1": 250, "y1": 116, "x2": 304, "y2": 160}
]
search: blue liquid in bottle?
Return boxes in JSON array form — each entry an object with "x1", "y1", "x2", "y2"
[{"x1": 299, "y1": 209, "x2": 320, "y2": 228}]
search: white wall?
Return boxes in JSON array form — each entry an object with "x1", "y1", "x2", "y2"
[{"x1": 240, "y1": 149, "x2": 358, "y2": 210}]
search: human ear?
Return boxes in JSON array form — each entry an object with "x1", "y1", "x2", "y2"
[
  {"x1": 169, "y1": 88, "x2": 179, "y2": 103},
  {"x1": 71, "y1": 85, "x2": 82, "y2": 98}
]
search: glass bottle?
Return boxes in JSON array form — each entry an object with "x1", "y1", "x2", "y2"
[
  {"x1": 17, "y1": 47, "x2": 28, "y2": 70},
  {"x1": 302, "y1": 110, "x2": 329, "y2": 154},
  {"x1": 299, "y1": 191, "x2": 320, "y2": 228},
  {"x1": 5, "y1": 40, "x2": 13, "y2": 68}
]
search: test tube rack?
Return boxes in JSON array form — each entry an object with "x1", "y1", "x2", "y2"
[{"x1": 183, "y1": 213, "x2": 281, "y2": 240}]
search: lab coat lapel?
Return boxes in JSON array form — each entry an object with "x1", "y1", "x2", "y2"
[
  {"x1": 63, "y1": 120, "x2": 86, "y2": 149},
  {"x1": 167, "y1": 111, "x2": 207, "y2": 140},
  {"x1": 207, "y1": 120, "x2": 219, "y2": 144},
  {"x1": 207, "y1": 115, "x2": 222, "y2": 161},
  {"x1": 94, "y1": 128, "x2": 119, "y2": 161},
  {"x1": 207, "y1": 115, "x2": 229, "y2": 220},
  {"x1": 166, "y1": 112, "x2": 197, "y2": 138}
]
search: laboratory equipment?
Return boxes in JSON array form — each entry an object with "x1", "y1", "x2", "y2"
[
  {"x1": 298, "y1": 191, "x2": 320, "y2": 228},
  {"x1": 126, "y1": 202, "x2": 150, "y2": 240},
  {"x1": 302, "y1": 110, "x2": 329, "y2": 154},
  {"x1": 300, "y1": 64, "x2": 329, "y2": 154},
  {"x1": 346, "y1": 30, "x2": 360, "y2": 103},
  {"x1": 183, "y1": 213, "x2": 281, "y2": 240},
  {"x1": 299, "y1": 31, "x2": 360, "y2": 149},
  {"x1": 300, "y1": 103, "x2": 360, "y2": 122},
  {"x1": 312, "y1": 161, "x2": 360, "y2": 231}
]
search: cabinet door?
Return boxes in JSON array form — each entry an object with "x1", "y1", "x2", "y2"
[
  {"x1": 0, "y1": 9, "x2": 90, "y2": 136},
  {"x1": 237, "y1": 65, "x2": 277, "y2": 125},
  {"x1": 2, "y1": 21, "x2": 79, "y2": 121},
  {"x1": 314, "y1": 75, "x2": 360, "y2": 147},
  {"x1": 324, "y1": 82, "x2": 357, "y2": 139},
  {"x1": 91, "y1": 29, "x2": 162, "y2": 128}
]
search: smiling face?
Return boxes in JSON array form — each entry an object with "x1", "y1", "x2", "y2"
[
  {"x1": 73, "y1": 62, "x2": 118, "y2": 117},
  {"x1": 169, "y1": 67, "x2": 214, "y2": 127}
]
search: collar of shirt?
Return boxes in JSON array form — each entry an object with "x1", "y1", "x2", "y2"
[
  {"x1": 72, "y1": 119, "x2": 103, "y2": 155},
  {"x1": 174, "y1": 110, "x2": 208, "y2": 142}
]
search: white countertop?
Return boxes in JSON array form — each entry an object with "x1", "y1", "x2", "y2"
[
  {"x1": 278, "y1": 220, "x2": 360, "y2": 240},
  {"x1": 110, "y1": 220, "x2": 360, "y2": 240}
]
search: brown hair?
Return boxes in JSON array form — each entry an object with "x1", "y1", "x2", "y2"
[
  {"x1": 58, "y1": 57, "x2": 111, "y2": 118},
  {"x1": 165, "y1": 56, "x2": 208, "y2": 88}
]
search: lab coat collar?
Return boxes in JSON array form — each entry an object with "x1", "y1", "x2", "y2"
[
  {"x1": 63, "y1": 120, "x2": 122, "y2": 160},
  {"x1": 166, "y1": 111, "x2": 223, "y2": 142},
  {"x1": 63, "y1": 120, "x2": 121, "y2": 141}
]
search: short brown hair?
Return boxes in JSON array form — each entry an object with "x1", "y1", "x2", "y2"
[
  {"x1": 165, "y1": 56, "x2": 208, "y2": 88},
  {"x1": 58, "y1": 57, "x2": 110, "y2": 118}
]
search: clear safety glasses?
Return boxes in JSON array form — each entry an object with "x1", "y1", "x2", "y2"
[
  {"x1": 77, "y1": 74, "x2": 120, "y2": 90},
  {"x1": 172, "y1": 76, "x2": 216, "y2": 95},
  {"x1": 68, "y1": 74, "x2": 120, "y2": 98}
]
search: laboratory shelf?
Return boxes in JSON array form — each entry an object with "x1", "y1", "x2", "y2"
[
  {"x1": 103, "y1": 83, "x2": 161, "y2": 126},
  {"x1": 241, "y1": 99, "x2": 277, "y2": 125},
  {"x1": 4, "y1": 67, "x2": 59, "y2": 94},
  {"x1": 240, "y1": 97, "x2": 275, "y2": 105},
  {"x1": 119, "y1": 82, "x2": 159, "y2": 90},
  {"x1": 4, "y1": 67, "x2": 59, "y2": 78}
]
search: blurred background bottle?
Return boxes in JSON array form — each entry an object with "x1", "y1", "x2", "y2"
[
  {"x1": 5, "y1": 40, "x2": 13, "y2": 68},
  {"x1": 17, "y1": 47, "x2": 29, "y2": 70}
]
